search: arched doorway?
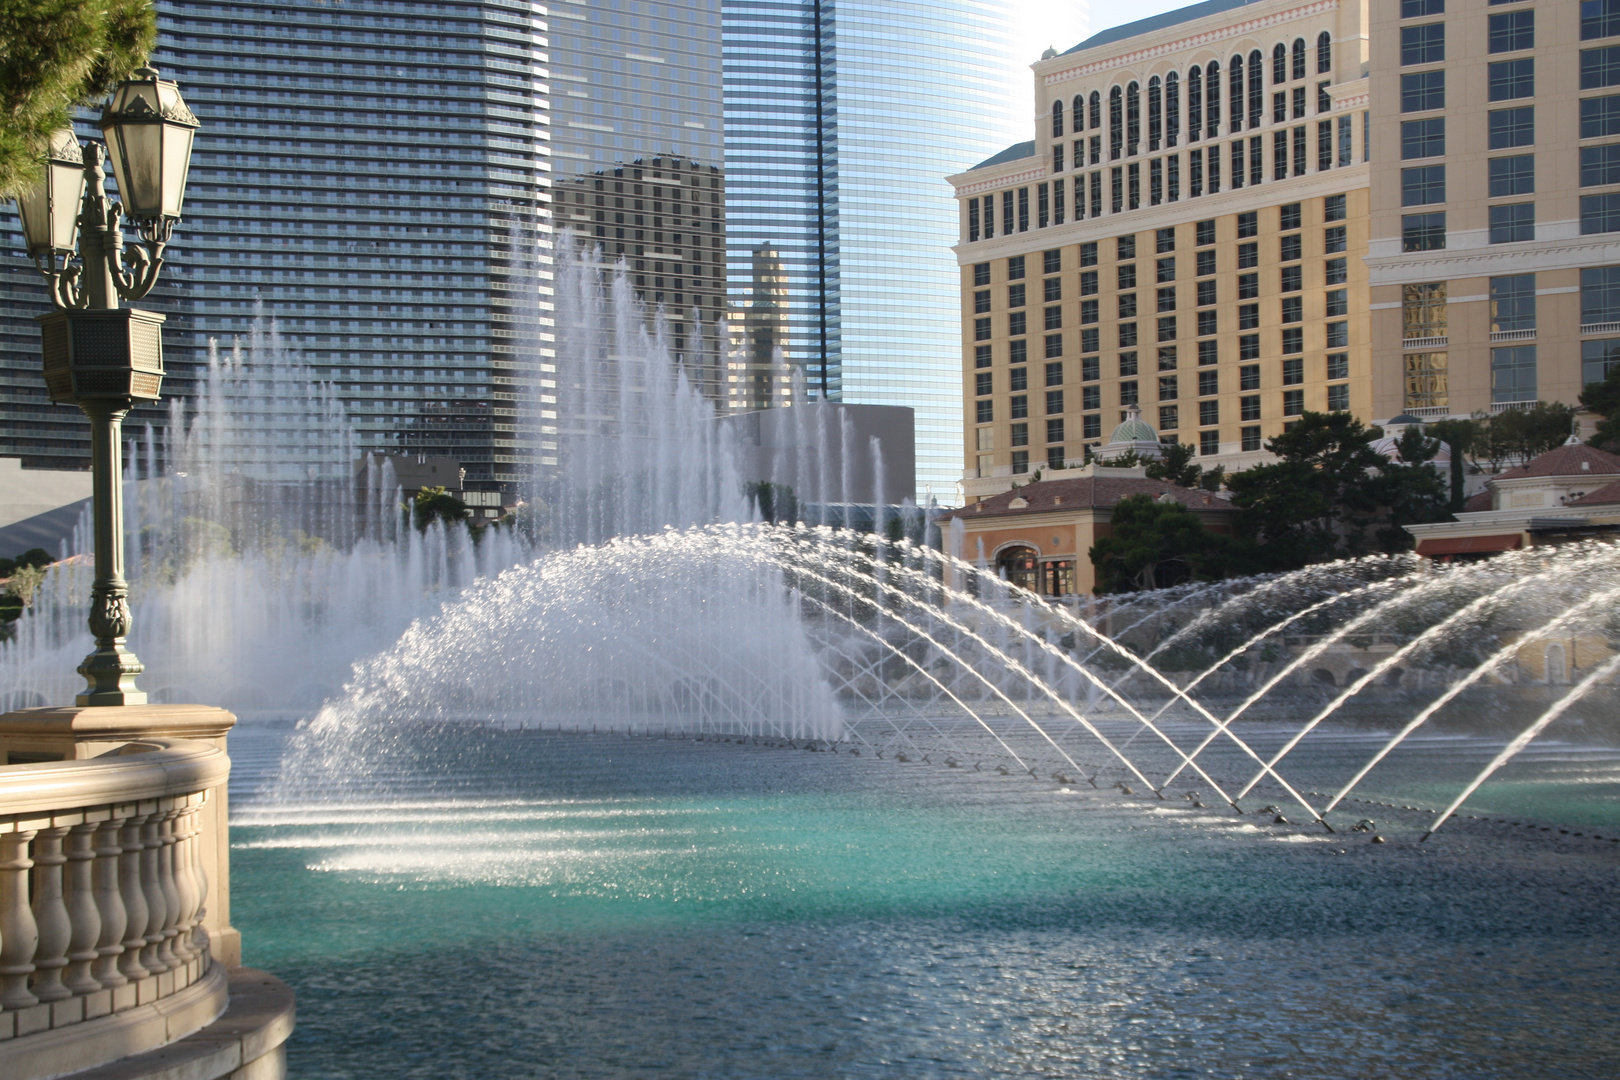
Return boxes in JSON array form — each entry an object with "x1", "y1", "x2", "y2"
[
  {"x1": 996, "y1": 545, "x2": 1039, "y2": 592},
  {"x1": 1545, "y1": 643, "x2": 1568, "y2": 685}
]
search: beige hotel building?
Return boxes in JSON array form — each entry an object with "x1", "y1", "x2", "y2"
[{"x1": 950, "y1": 0, "x2": 1372, "y2": 501}]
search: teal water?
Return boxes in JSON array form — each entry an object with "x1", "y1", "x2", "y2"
[{"x1": 229, "y1": 723, "x2": 1620, "y2": 1078}]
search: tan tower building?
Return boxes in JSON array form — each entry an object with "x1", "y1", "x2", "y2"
[
  {"x1": 949, "y1": 0, "x2": 1372, "y2": 502},
  {"x1": 1368, "y1": 0, "x2": 1620, "y2": 424}
]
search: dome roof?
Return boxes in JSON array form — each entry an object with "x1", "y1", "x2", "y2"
[{"x1": 1108, "y1": 406, "x2": 1157, "y2": 446}]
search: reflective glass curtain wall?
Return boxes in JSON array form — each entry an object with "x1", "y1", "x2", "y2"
[
  {"x1": 0, "y1": 0, "x2": 548, "y2": 485},
  {"x1": 723, "y1": 0, "x2": 1023, "y2": 495}
]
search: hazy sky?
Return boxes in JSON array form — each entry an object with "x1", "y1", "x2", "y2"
[{"x1": 1009, "y1": 0, "x2": 1195, "y2": 68}]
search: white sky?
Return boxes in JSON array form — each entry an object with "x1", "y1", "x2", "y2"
[{"x1": 1008, "y1": 0, "x2": 1197, "y2": 71}]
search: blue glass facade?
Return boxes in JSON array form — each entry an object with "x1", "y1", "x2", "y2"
[
  {"x1": 722, "y1": 0, "x2": 1025, "y2": 494},
  {"x1": 0, "y1": 0, "x2": 547, "y2": 485}
]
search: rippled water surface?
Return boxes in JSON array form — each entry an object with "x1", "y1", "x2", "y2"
[{"x1": 229, "y1": 722, "x2": 1620, "y2": 1079}]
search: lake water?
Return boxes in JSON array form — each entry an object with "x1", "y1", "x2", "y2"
[{"x1": 227, "y1": 720, "x2": 1620, "y2": 1079}]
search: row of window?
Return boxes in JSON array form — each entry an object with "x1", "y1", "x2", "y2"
[
  {"x1": 998, "y1": 420, "x2": 1279, "y2": 473},
  {"x1": 978, "y1": 382, "x2": 1345, "y2": 429},
  {"x1": 966, "y1": 127, "x2": 1358, "y2": 240},
  {"x1": 1402, "y1": 0, "x2": 1619, "y2": 43},
  {"x1": 1402, "y1": 268, "x2": 1620, "y2": 339},
  {"x1": 1049, "y1": 34, "x2": 1334, "y2": 160},
  {"x1": 976, "y1": 352, "x2": 1350, "y2": 399}
]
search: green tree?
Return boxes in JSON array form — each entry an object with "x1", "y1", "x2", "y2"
[
  {"x1": 1089, "y1": 494, "x2": 1239, "y2": 593},
  {"x1": 1426, "y1": 417, "x2": 1480, "y2": 510},
  {"x1": 1145, "y1": 441, "x2": 1203, "y2": 488},
  {"x1": 745, "y1": 480, "x2": 800, "y2": 525},
  {"x1": 1369, "y1": 426, "x2": 1451, "y2": 551},
  {"x1": 0, "y1": 1, "x2": 156, "y2": 197},
  {"x1": 409, "y1": 485, "x2": 470, "y2": 531},
  {"x1": 1580, "y1": 364, "x2": 1620, "y2": 454}
]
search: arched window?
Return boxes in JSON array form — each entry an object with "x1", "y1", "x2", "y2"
[
  {"x1": 996, "y1": 546, "x2": 1040, "y2": 593},
  {"x1": 1229, "y1": 54, "x2": 1244, "y2": 131},
  {"x1": 1292, "y1": 38, "x2": 1306, "y2": 80},
  {"x1": 1273, "y1": 43, "x2": 1287, "y2": 84},
  {"x1": 1148, "y1": 75, "x2": 1162, "y2": 151},
  {"x1": 1126, "y1": 81, "x2": 1141, "y2": 154},
  {"x1": 1073, "y1": 94, "x2": 1085, "y2": 131},
  {"x1": 1187, "y1": 66, "x2": 1202, "y2": 140},
  {"x1": 1109, "y1": 85, "x2": 1123, "y2": 159},
  {"x1": 1206, "y1": 60, "x2": 1220, "y2": 134},
  {"x1": 1317, "y1": 31, "x2": 1332, "y2": 74},
  {"x1": 1248, "y1": 49, "x2": 1263, "y2": 127},
  {"x1": 1052, "y1": 99, "x2": 1064, "y2": 138},
  {"x1": 1165, "y1": 71, "x2": 1181, "y2": 146},
  {"x1": 1089, "y1": 90, "x2": 1101, "y2": 130}
]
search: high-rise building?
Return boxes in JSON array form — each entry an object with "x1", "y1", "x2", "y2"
[
  {"x1": 1369, "y1": 0, "x2": 1620, "y2": 425},
  {"x1": 722, "y1": 0, "x2": 1028, "y2": 495},
  {"x1": 1, "y1": 0, "x2": 550, "y2": 486},
  {"x1": 951, "y1": 0, "x2": 1372, "y2": 502}
]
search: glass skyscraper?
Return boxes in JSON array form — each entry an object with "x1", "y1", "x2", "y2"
[
  {"x1": 722, "y1": 0, "x2": 1026, "y2": 494},
  {"x1": 0, "y1": 0, "x2": 548, "y2": 486}
]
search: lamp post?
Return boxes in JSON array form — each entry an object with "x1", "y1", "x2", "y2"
[{"x1": 11, "y1": 67, "x2": 198, "y2": 706}]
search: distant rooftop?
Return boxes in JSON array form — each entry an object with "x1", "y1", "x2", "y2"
[
  {"x1": 969, "y1": 140, "x2": 1036, "y2": 171},
  {"x1": 1063, "y1": 0, "x2": 1264, "y2": 55}
]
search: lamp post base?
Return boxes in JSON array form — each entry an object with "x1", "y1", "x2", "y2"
[{"x1": 76, "y1": 643, "x2": 148, "y2": 706}]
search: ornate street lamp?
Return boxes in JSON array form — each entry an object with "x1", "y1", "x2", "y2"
[{"x1": 11, "y1": 67, "x2": 199, "y2": 706}]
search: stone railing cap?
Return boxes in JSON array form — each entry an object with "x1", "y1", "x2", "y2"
[
  {"x1": 0, "y1": 703, "x2": 236, "y2": 741},
  {"x1": 0, "y1": 737, "x2": 230, "y2": 816}
]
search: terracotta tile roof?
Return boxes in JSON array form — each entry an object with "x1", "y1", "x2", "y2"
[
  {"x1": 1462, "y1": 490, "x2": 1493, "y2": 513},
  {"x1": 1570, "y1": 478, "x2": 1620, "y2": 507},
  {"x1": 1493, "y1": 443, "x2": 1620, "y2": 481},
  {"x1": 939, "y1": 475, "x2": 1233, "y2": 520}
]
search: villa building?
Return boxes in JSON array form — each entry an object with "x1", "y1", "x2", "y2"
[
  {"x1": 1369, "y1": 0, "x2": 1620, "y2": 425},
  {"x1": 951, "y1": 0, "x2": 1372, "y2": 504}
]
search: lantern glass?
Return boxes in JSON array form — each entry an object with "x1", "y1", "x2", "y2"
[
  {"x1": 99, "y1": 67, "x2": 198, "y2": 223},
  {"x1": 12, "y1": 129, "x2": 85, "y2": 256}
]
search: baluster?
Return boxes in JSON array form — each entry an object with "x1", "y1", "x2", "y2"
[
  {"x1": 168, "y1": 803, "x2": 199, "y2": 966},
  {"x1": 90, "y1": 816, "x2": 127, "y2": 988},
  {"x1": 117, "y1": 814, "x2": 150, "y2": 982},
  {"x1": 138, "y1": 813, "x2": 169, "y2": 974},
  {"x1": 189, "y1": 800, "x2": 211, "y2": 966},
  {"x1": 28, "y1": 825, "x2": 72, "y2": 1002},
  {"x1": 152, "y1": 808, "x2": 182, "y2": 972},
  {"x1": 63, "y1": 822, "x2": 103, "y2": 995},
  {"x1": 0, "y1": 828, "x2": 40, "y2": 1010}
]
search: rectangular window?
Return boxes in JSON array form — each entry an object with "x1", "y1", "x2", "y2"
[
  {"x1": 1198, "y1": 370, "x2": 1219, "y2": 396},
  {"x1": 1327, "y1": 384, "x2": 1349, "y2": 411},
  {"x1": 1010, "y1": 395, "x2": 1028, "y2": 419},
  {"x1": 1241, "y1": 395, "x2": 1262, "y2": 421},
  {"x1": 1082, "y1": 355, "x2": 1100, "y2": 381},
  {"x1": 1282, "y1": 296, "x2": 1304, "y2": 323},
  {"x1": 1010, "y1": 366, "x2": 1028, "y2": 392},
  {"x1": 1053, "y1": 144, "x2": 1065, "y2": 174},
  {"x1": 1490, "y1": 106, "x2": 1535, "y2": 148},
  {"x1": 1118, "y1": 261, "x2": 1137, "y2": 288},
  {"x1": 1046, "y1": 446, "x2": 1067, "y2": 470},
  {"x1": 974, "y1": 290, "x2": 991, "y2": 314},
  {"x1": 1158, "y1": 376, "x2": 1178, "y2": 401},
  {"x1": 1119, "y1": 295, "x2": 1137, "y2": 319},
  {"x1": 1160, "y1": 405, "x2": 1179, "y2": 430},
  {"x1": 1158, "y1": 316, "x2": 1178, "y2": 341},
  {"x1": 974, "y1": 317, "x2": 992, "y2": 341},
  {"x1": 1281, "y1": 233, "x2": 1303, "y2": 261},
  {"x1": 1199, "y1": 339, "x2": 1219, "y2": 365},
  {"x1": 1046, "y1": 418, "x2": 1065, "y2": 444},
  {"x1": 1317, "y1": 81, "x2": 1331, "y2": 114},
  {"x1": 1079, "y1": 242, "x2": 1098, "y2": 267},
  {"x1": 1190, "y1": 148, "x2": 1204, "y2": 197},
  {"x1": 1156, "y1": 227, "x2": 1175, "y2": 253},
  {"x1": 1157, "y1": 256, "x2": 1176, "y2": 282},
  {"x1": 1043, "y1": 276, "x2": 1062, "y2": 302},
  {"x1": 1582, "y1": 144, "x2": 1620, "y2": 186},
  {"x1": 1083, "y1": 413, "x2": 1102, "y2": 440},
  {"x1": 1209, "y1": 142, "x2": 1222, "y2": 191},
  {"x1": 1402, "y1": 117, "x2": 1445, "y2": 159},
  {"x1": 1038, "y1": 183, "x2": 1049, "y2": 228},
  {"x1": 1129, "y1": 162, "x2": 1141, "y2": 209},
  {"x1": 975, "y1": 372, "x2": 992, "y2": 396},
  {"x1": 1293, "y1": 125, "x2": 1307, "y2": 175},
  {"x1": 1196, "y1": 219, "x2": 1215, "y2": 246},
  {"x1": 1081, "y1": 328, "x2": 1099, "y2": 353},
  {"x1": 1045, "y1": 334, "x2": 1064, "y2": 358},
  {"x1": 1168, "y1": 154, "x2": 1181, "y2": 201},
  {"x1": 1250, "y1": 136, "x2": 1264, "y2": 185},
  {"x1": 1120, "y1": 351, "x2": 1139, "y2": 377},
  {"x1": 1294, "y1": 85, "x2": 1307, "y2": 118},
  {"x1": 968, "y1": 198, "x2": 981, "y2": 241},
  {"x1": 1282, "y1": 327, "x2": 1305, "y2": 354},
  {"x1": 1200, "y1": 430, "x2": 1220, "y2": 456},
  {"x1": 1402, "y1": 23, "x2": 1445, "y2": 65},
  {"x1": 1402, "y1": 1, "x2": 1444, "y2": 17},
  {"x1": 1008, "y1": 283, "x2": 1026, "y2": 308},
  {"x1": 976, "y1": 400, "x2": 993, "y2": 423},
  {"x1": 1009, "y1": 312, "x2": 1027, "y2": 336},
  {"x1": 1157, "y1": 286, "x2": 1177, "y2": 311},
  {"x1": 1239, "y1": 304, "x2": 1260, "y2": 330},
  {"x1": 1403, "y1": 282, "x2": 1447, "y2": 339},
  {"x1": 1158, "y1": 346, "x2": 1178, "y2": 371},
  {"x1": 1489, "y1": 58, "x2": 1535, "y2": 101},
  {"x1": 1401, "y1": 71, "x2": 1445, "y2": 112},
  {"x1": 1011, "y1": 450, "x2": 1029, "y2": 474},
  {"x1": 1080, "y1": 300, "x2": 1099, "y2": 324},
  {"x1": 1239, "y1": 212, "x2": 1258, "y2": 239},
  {"x1": 1283, "y1": 357, "x2": 1305, "y2": 385},
  {"x1": 1338, "y1": 115, "x2": 1352, "y2": 166},
  {"x1": 1585, "y1": 0, "x2": 1620, "y2": 40},
  {"x1": 1489, "y1": 10, "x2": 1534, "y2": 53},
  {"x1": 1238, "y1": 243, "x2": 1259, "y2": 269},
  {"x1": 1199, "y1": 400, "x2": 1219, "y2": 427},
  {"x1": 1274, "y1": 128, "x2": 1289, "y2": 180},
  {"x1": 1583, "y1": 193, "x2": 1620, "y2": 233},
  {"x1": 1010, "y1": 339, "x2": 1028, "y2": 364},
  {"x1": 1403, "y1": 212, "x2": 1447, "y2": 251},
  {"x1": 1018, "y1": 186, "x2": 1030, "y2": 230},
  {"x1": 1120, "y1": 381, "x2": 1139, "y2": 406},
  {"x1": 1008, "y1": 255, "x2": 1026, "y2": 279},
  {"x1": 1231, "y1": 140, "x2": 1245, "y2": 189},
  {"x1": 1582, "y1": 96, "x2": 1620, "y2": 138},
  {"x1": 1043, "y1": 249, "x2": 1062, "y2": 274},
  {"x1": 1327, "y1": 352, "x2": 1350, "y2": 380},
  {"x1": 1090, "y1": 171, "x2": 1102, "y2": 216},
  {"x1": 1011, "y1": 423, "x2": 1029, "y2": 447},
  {"x1": 1046, "y1": 390, "x2": 1064, "y2": 414},
  {"x1": 1240, "y1": 334, "x2": 1260, "y2": 360},
  {"x1": 1327, "y1": 321, "x2": 1349, "y2": 348},
  {"x1": 1082, "y1": 385, "x2": 1100, "y2": 410},
  {"x1": 1318, "y1": 121, "x2": 1333, "y2": 171},
  {"x1": 1583, "y1": 338, "x2": 1620, "y2": 385},
  {"x1": 1045, "y1": 306, "x2": 1063, "y2": 330},
  {"x1": 1241, "y1": 365, "x2": 1261, "y2": 391},
  {"x1": 1198, "y1": 310, "x2": 1218, "y2": 336},
  {"x1": 1326, "y1": 289, "x2": 1348, "y2": 317},
  {"x1": 1196, "y1": 279, "x2": 1217, "y2": 306},
  {"x1": 1111, "y1": 167, "x2": 1124, "y2": 213},
  {"x1": 1586, "y1": 47, "x2": 1620, "y2": 93},
  {"x1": 1120, "y1": 323, "x2": 1138, "y2": 347},
  {"x1": 1325, "y1": 194, "x2": 1347, "y2": 222},
  {"x1": 1489, "y1": 202, "x2": 1535, "y2": 243},
  {"x1": 1492, "y1": 345, "x2": 1538, "y2": 402},
  {"x1": 1196, "y1": 250, "x2": 1217, "y2": 276},
  {"x1": 1242, "y1": 425, "x2": 1262, "y2": 451},
  {"x1": 1239, "y1": 273, "x2": 1259, "y2": 300},
  {"x1": 1283, "y1": 389, "x2": 1305, "y2": 416},
  {"x1": 1489, "y1": 155, "x2": 1535, "y2": 197},
  {"x1": 1326, "y1": 258, "x2": 1348, "y2": 285},
  {"x1": 1404, "y1": 352, "x2": 1449, "y2": 408},
  {"x1": 1081, "y1": 271, "x2": 1098, "y2": 295},
  {"x1": 973, "y1": 262, "x2": 991, "y2": 286},
  {"x1": 1324, "y1": 225, "x2": 1347, "y2": 253},
  {"x1": 975, "y1": 344, "x2": 993, "y2": 368}
]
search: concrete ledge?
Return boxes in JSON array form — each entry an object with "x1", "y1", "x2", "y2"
[{"x1": 54, "y1": 968, "x2": 295, "y2": 1080}]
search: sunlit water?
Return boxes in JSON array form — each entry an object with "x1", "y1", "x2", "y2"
[{"x1": 231, "y1": 721, "x2": 1620, "y2": 1079}]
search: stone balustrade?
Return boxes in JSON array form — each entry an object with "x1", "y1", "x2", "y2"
[{"x1": 0, "y1": 737, "x2": 235, "y2": 1075}]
